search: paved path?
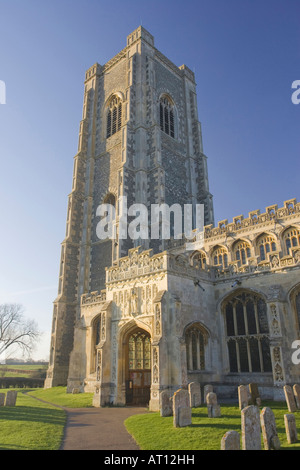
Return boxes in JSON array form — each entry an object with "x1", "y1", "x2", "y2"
[{"x1": 60, "y1": 406, "x2": 147, "y2": 450}]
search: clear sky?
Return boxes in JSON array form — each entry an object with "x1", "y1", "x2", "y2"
[{"x1": 0, "y1": 0, "x2": 299, "y2": 360}]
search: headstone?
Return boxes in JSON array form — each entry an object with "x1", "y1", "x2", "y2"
[
  {"x1": 241, "y1": 405, "x2": 261, "y2": 450},
  {"x1": 178, "y1": 407, "x2": 192, "y2": 427},
  {"x1": 284, "y1": 414, "x2": 298, "y2": 444},
  {"x1": 204, "y1": 384, "x2": 213, "y2": 402},
  {"x1": 260, "y1": 407, "x2": 281, "y2": 450},
  {"x1": 0, "y1": 393, "x2": 5, "y2": 406},
  {"x1": 188, "y1": 382, "x2": 201, "y2": 407},
  {"x1": 221, "y1": 430, "x2": 240, "y2": 450},
  {"x1": 5, "y1": 390, "x2": 17, "y2": 406},
  {"x1": 284, "y1": 385, "x2": 297, "y2": 412},
  {"x1": 173, "y1": 389, "x2": 190, "y2": 428},
  {"x1": 293, "y1": 384, "x2": 300, "y2": 409},
  {"x1": 248, "y1": 383, "x2": 260, "y2": 406},
  {"x1": 206, "y1": 392, "x2": 221, "y2": 418},
  {"x1": 160, "y1": 390, "x2": 172, "y2": 417},
  {"x1": 72, "y1": 388, "x2": 80, "y2": 394},
  {"x1": 238, "y1": 385, "x2": 249, "y2": 410}
]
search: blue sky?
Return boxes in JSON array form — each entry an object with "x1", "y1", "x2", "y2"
[{"x1": 0, "y1": 0, "x2": 299, "y2": 359}]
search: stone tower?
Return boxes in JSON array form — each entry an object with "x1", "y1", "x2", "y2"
[{"x1": 45, "y1": 26, "x2": 214, "y2": 388}]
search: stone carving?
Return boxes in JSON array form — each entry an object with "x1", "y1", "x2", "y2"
[
  {"x1": 284, "y1": 414, "x2": 298, "y2": 444},
  {"x1": 260, "y1": 407, "x2": 281, "y2": 450},
  {"x1": 206, "y1": 392, "x2": 221, "y2": 418},
  {"x1": 188, "y1": 382, "x2": 201, "y2": 407},
  {"x1": 284, "y1": 385, "x2": 297, "y2": 412},
  {"x1": 221, "y1": 431, "x2": 240, "y2": 450},
  {"x1": 173, "y1": 389, "x2": 191, "y2": 428},
  {"x1": 241, "y1": 405, "x2": 261, "y2": 450}
]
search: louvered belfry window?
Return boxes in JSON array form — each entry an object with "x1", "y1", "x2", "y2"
[
  {"x1": 107, "y1": 96, "x2": 122, "y2": 138},
  {"x1": 160, "y1": 96, "x2": 175, "y2": 138}
]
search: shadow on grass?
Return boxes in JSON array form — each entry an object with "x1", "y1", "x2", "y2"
[{"x1": 0, "y1": 405, "x2": 65, "y2": 426}]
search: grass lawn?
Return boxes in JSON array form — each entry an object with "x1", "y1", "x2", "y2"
[
  {"x1": 125, "y1": 401, "x2": 300, "y2": 450},
  {"x1": 0, "y1": 387, "x2": 93, "y2": 450}
]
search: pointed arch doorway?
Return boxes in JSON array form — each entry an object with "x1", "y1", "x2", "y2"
[{"x1": 125, "y1": 328, "x2": 151, "y2": 406}]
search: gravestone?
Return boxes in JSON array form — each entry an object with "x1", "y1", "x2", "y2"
[
  {"x1": 0, "y1": 393, "x2": 5, "y2": 406},
  {"x1": 188, "y1": 382, "x2": 201, "y2": 407},
  {"x1": 221, "y1": 430, "x2": 240, "y2": 450},
  {"x1": 284, "y1": 414, "x2": 298, "y2": 444},
  {"x1": 293, "y1": 384, "x2": 300, "y2": 409},
  {"x1": 248, "y1": 383, "x2": 261, "y2": 406},
  {"x1": 160, "y1": 390, "x2": 172, "y2": 417},
  {"x1": 5, "y1": 390, "x2": 17, "y2": 406},
  {"x1": 203, "y1": 384, "x2": 213, "y2": 403},
  {"x1": 241, "y1": 405, "x2": 261, "y2": 450},
  {"x1": 178, "y1": 407, "x2": 192, "y2": 427},
  {"x1": 238, "y1": 385, "x2": 249, "y2": 410},
  {"x1": 284, "y1": 385, "x2": 297, "y2": 412},
  {"x1": 260, "y1": 407, "x2": 281, "y2": 450},
  {"x1": 173, "y1": 389, "x2": 191, "y2": 428},
  {"x1": 206, "y1": 392, "x2": 221, "y2": 418}
]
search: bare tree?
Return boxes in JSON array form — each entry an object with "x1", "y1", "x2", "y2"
[{"x1": 0, "y1": 303, "x2": 40, "y2": 358}]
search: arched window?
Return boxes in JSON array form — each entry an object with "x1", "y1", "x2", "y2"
[
  {"x1": 91, "y1": 314, "x2": 103, "y2": 373},
  {"x1": 290, "y1": 286, "x2": 300, "y2": 332},
  {"x1": 185, "y1": 324, "x2": 207, "y2": 371},
  {"x1": 257, "y1": 234, "x2": 277, "y2": 261},
  {"x1": 191, "y1": 251, "x2": 207, "y2": 269},
  {"x1": 128, "y1": 330, "x2": 151, "y2": 370},
  {"x1": 283, "y1": 227, "x2": 300, "y2": 255},
  {"x1": 159, "y1": 96, "x2": 175, "y2": 138},
  {"x1": 233, "y1": 240, "x2": 251, "y2": 266},
  {"x1": 212, "y1": 246, "x2": 228, "y2": 269},
  {"x1": 224, "y1": 292, "x2": 272, "y2": 373},
  {"x1": 106, "y1": 95, "x2": 122, "y2": 138}
]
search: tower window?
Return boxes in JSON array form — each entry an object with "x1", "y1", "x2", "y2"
[
  {"x1": 107, "y1": 96, "x2": 122, "y2": 138},
  {"x1": 159, "y1": 96, "x2": 175, "y2": 138}
]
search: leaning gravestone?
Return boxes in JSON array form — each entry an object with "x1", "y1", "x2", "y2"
[
  {"x1": 248, "y1": 383, "x2": 261, "y2": 406},
  {"x1": 160, "y1": 390, "x2": 172, "y2": 417},
  {"x1": 188, "y1": 382, "x2": 201, "y2": 407},
  {"x1": 293, "y1": 384, "x2": 300, "y2": 409},
  {"x1": 173, "y1": 389, "x2": 191, "y2": 428},
  {"x1": 284, "y1": 414, "x2": 298, "y2": 444},
  {"x1": 5, "y1": 390, "x2": 17, "y2": 406},
  {"x1": 238, "y1": 385, "x2": 249, "y2": 410},
  {"x1": 260, "y1": 407, "x2": 281, "y2": 450},
  {"x1": 221, "y1": 430, "x2": 240, "y2": 450},
  {"x1": 0, "y1": 393, "x2": 5, "y2": 406},
  {"x1": 241, "y1": 405, "x2": 261, "y2": 450},
  {"x1": 284, "y1": 385, "x2": 297, "y2": 412}
]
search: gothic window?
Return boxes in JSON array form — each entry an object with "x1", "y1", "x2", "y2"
[
  {"x1": 159, "y1": 96, "x2": 175, "y2": 138},
  {"x1": 191, "y1": 251, "x2": 207, "y2": 269},
  {"x1": 91, "y1": 314, "x2": 102, "y2": 373},
  {"x1": 185, "y1": 324, "x2": 207, "y2": 371},
  {"x1": 233, "y1": 240, "x2": 251, "y2": 266},
  {"x1": 128, "y1": 331, "x2": 151, "y2": 370},
  {"x1": 257, "y1": 234, "x2": 277, "y2": 261},
  {"x1": 224, "y1": 292, "x2": 272, "y2": 373},
  {"x1": 283, "y1": 227, "x2": 300, "y2": 255},
  {"x1": 106, "y1": 96, "x2": 122, "y2": 138},
  {"x1": 212, "y1": 246, "x2": 228, "y2": 269}
]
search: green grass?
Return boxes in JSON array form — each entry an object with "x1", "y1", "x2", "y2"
[
  {"x1": 0, "y1": 387, "x2": 93, "y2": 450},
  {"x1": 125, "y1": 401, "x2": 300, "y2": 450},
  {"x1": 28, "y1": 387, "x2": 94, "y2": 408},
  {"x1": 0, "y1": 390, "x2": 66, "y2": 450}
]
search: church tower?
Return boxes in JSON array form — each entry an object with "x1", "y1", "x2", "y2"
[{"x1": 45, "y1": 26, "x2": 214, "y2": 388}]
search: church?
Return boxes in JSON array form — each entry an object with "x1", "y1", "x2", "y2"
[{"x1": 44, "y1": 27, "x2": 300, "y2": 411}]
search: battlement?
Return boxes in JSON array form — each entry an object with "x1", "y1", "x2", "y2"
[{"x1": 204, "y1": 198, "x2": 299, "y2": 240}]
